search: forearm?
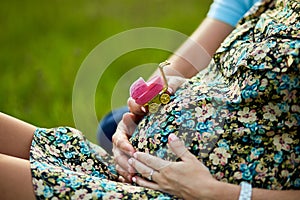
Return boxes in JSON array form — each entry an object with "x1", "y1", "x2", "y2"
[
  {"x1": 151, "y1": 18, "x2": 234, "y2": 79},
  {"x1": 208, "y1": 181, "x2": 300, "y2": 200}
]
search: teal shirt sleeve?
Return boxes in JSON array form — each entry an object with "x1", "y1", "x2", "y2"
[{"x1": 207, "y1": 0, "x2": 261, "y2": 27}]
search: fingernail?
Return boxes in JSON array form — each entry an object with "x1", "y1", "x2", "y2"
[
  {"x1": 167, "y1": 87, "x2": 174, "y2": 94},
  {"x1": 132, "y1": 177, "x2": 137, "y2": 183},
  {"x1": 168, "y1": 133, "x2": 178, "y2": 143},
  {"x1": 128, "y1": 158, "x2": 133, "y2": 165},
  {"x1": 133, "y1": 152, "x2": 137, "y2": 158},
  {"x1": 141, "y1": 107, "x2": 147, "y2": 113}
]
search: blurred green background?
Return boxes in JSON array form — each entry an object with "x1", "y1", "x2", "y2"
[{"x1": 0, "y1": 0, "x2": 212, "y2": 143}]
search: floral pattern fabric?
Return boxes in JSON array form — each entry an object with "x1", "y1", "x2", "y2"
[
  {"x1": 30, "y1": 0, "x2": 300, "y2": 199},
  {"x1": 31, "y1": 127, "x2": 175, "y2": 199},
  {"x1": 131, "y1": 0, "x2": 300, "y2": 190}
]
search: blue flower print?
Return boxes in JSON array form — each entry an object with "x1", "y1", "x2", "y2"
[
  {"x1": 160, "y1": 136, "x2": 168, "y2": 143},
  {"x1": 196, "y1": 121, "x2": 213, "y2": 133},
  {"x1": 279, "y1": 75, "x2": 291, "y2": 90},
  {"x1": 274, "y1": 151, "x2": 283, "y2": 164},
  {"x1": 273, "y1": 24, "x2": 287, "y2": 33},
  {"x1": 57, "y1": 127, "x2": 68, "y2": 134},
  {"x1": 147, "y1": 121, "x2": 161, "y2": 136},
  {"x1": 296, "y1": 22, "x2": 300, "y2": 29},
  {"x1": 43, "y1": 185, "x2": 53, "y2": 198},
  {"x1": 242, "y1": 136, "x2": 249, "y2": 143},
  {"x1": 63, "y1": 151, "x2": 75, "y2": 159},
  {"x1": 157, "y1": 195, "x2": 172, "y2": 200},
  {"x1": 266, "y1": 71, "x2": 276, "y2": 79},
  {"x1": 295, "y1": 146, "x2": 300, "y2": 154},
  {"x1": 250, "y1": 135, "x2": 262, "y2": 144},
  {"x1": 80, "y1": 141, "x2": 90, "y2": 155},
  {"x1": 240, "y1": 162, "x2": 258, "y2": 181},
  {"x1": 165, "y1": 125, "x2": 175, "y2": 134},
  {"x1": 277, "y1": 102, "x2": 290, "y2": 113},
  {"x1": 94, "y1": 190, "x2": 104, "y2": 198},
  {"x1": 251, "y1": 147, "x2": 264, "y2": 158},
  {"x1": 241, "y1": 84, "x2": 258, "y2": 99},
  {"x1": 249, "y1": 63, "x2": 265, "y2": 70},
  {"x1": 182, "y1": 120, "x2": 195, "y2": 129},
  {"x1": 181, "y1": 110, "x2": 192, "y2": 120},
  {"x1": 160, "y1": 121, "x2": 168, "y2": 128},
  {"x1": 217, "y1": 139, "x2": 230, "y2": 150},
  {"x1": 242, "y1": 169, "x2": 253, "y2": 181},
  {"x1": 55, "y1": 131, "x2": 71, "y2": 144},
  {"x1": 91, "y1": 170, "x2": 101, "y2": 178},
  {"x1": 68, "y1": 176, "x2": 82, "y2": 189},
  {"x1": 60, "y1": 134, "x2": 71, "y2": 143},
  {"x1": 175, "y1": 116, "x2": 184, "y2": 124},
  {"x1": 32, "y1": 161, "x2": 48, "y2": 171},
  {"x1": 294, "y1": 178, "x2": 300, "y2": 188},
  {"x1": 245, "y1": 122, "x2": 258, "y2": 132},
  {"x1": 291, "y1": 76, "x2": 299, "y2": 88},
  {"x1": 103, "y1": 182, "x2": 116, "y2": 191},
  {"x1": 167, "y1": 116, "x2": 175, "y2": 122}
]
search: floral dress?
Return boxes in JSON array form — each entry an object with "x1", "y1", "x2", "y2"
[{"x1": 30, "y1": 0, "x2": 300, "y2": 199}]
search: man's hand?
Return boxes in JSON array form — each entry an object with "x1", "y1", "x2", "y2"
[{"x1": 112, "y1": 112, "x2": 142, "y2": 182}]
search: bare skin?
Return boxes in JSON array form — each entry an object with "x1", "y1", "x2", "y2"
[
  {"x1": 129, "y1": 134, "x2": 300, "y2": 200},
  {"x1": 114, "y1": 17, "x2": 235, "y2": 183},
  {"x1": 1, "y1": 112, "x2": 299, "y2": 200},
  {"x1": 0, "y1": 112, "x2": 36, "y2": 159},
  {"x1": 0, "y1": 112, "x2": 36, "y2": 199},
  {"x1": 0, "y1": 153, "x2": 35, "y2": 200}
]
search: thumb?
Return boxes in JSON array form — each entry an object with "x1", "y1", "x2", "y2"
[
  {"x1": 121, "y1": 112, "x2": 139, "y2": 136},
  {"x1": 168, "y1": 134, "x2": 194, "y2": 161}
]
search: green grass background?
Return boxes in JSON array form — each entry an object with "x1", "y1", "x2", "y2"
[{"x1": 0, "y1": 0, "x2": 212, "y2": 143}]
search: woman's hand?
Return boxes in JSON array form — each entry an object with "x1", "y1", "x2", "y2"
[
  {"x1": 128, "y1": 133, "x2": 217, "y2": 199},
  {"x1": 112, "y1": 112, "x2": 142, "y2": 183}
]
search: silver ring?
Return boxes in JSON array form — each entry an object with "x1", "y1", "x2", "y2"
[{"x1": 147, "y1": 169, "x2": 154, "y2": 181}]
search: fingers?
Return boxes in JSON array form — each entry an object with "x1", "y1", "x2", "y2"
[
  {"x1": 127, "y1": 98, "x2": 147, "y2": 116},
  {"x1": 129, "y1": 155, "x2": 169, "y2": 193},
  {"x1": 132, "y1": 176, "x2": 160, "y2": 191},
  {"x1": 112, "y1": 133, "x2": 135, "y2": 168},
  {"x1": 112, "y1": 146, "x2": 136, "y2": 182},
  {"x1": 128, "y1": 157, "x2": 153, "y2": 178},
  {"x1": 121, "y1": 112, "x2": 140, "y2": 136},
  {"x1": 114, "y1": 147, "x2": 135, "y2": 172},
  {"x1": 112, "y1": 113, "x2": 139, "y2": 182},
  {"x1": 168, "y1": 134, "x2": 195, "y2": 161},
  {"x1": 112, "y1": 115, "x2": 137, "y2": 155},
  {"x1": 115, "y1": 164, "x2": 133, "y2": 183},
  {"x1": 128, "y1": 156, "x2": 162, "y2": 189},
  {"x1": 132, "y1": 152, "x2": 170, "y2": 171},
  {"x1": 112, "y1": 131, "x2": 135, "y2": 156}
]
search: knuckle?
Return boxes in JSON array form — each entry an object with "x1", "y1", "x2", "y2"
[
  {"x1": 113, "y1": 156, "x2": 119, "y2": 164},
  {"x1": 115, "y1": 164, "x2": 121, "y2": 172},
  {"x1": 112, "y1": 134, "x2": 118, "y2": 144}
]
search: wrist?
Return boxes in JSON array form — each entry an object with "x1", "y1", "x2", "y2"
[{"x1": 202, "y1": 181, "x2": 240, "y2": 200}]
